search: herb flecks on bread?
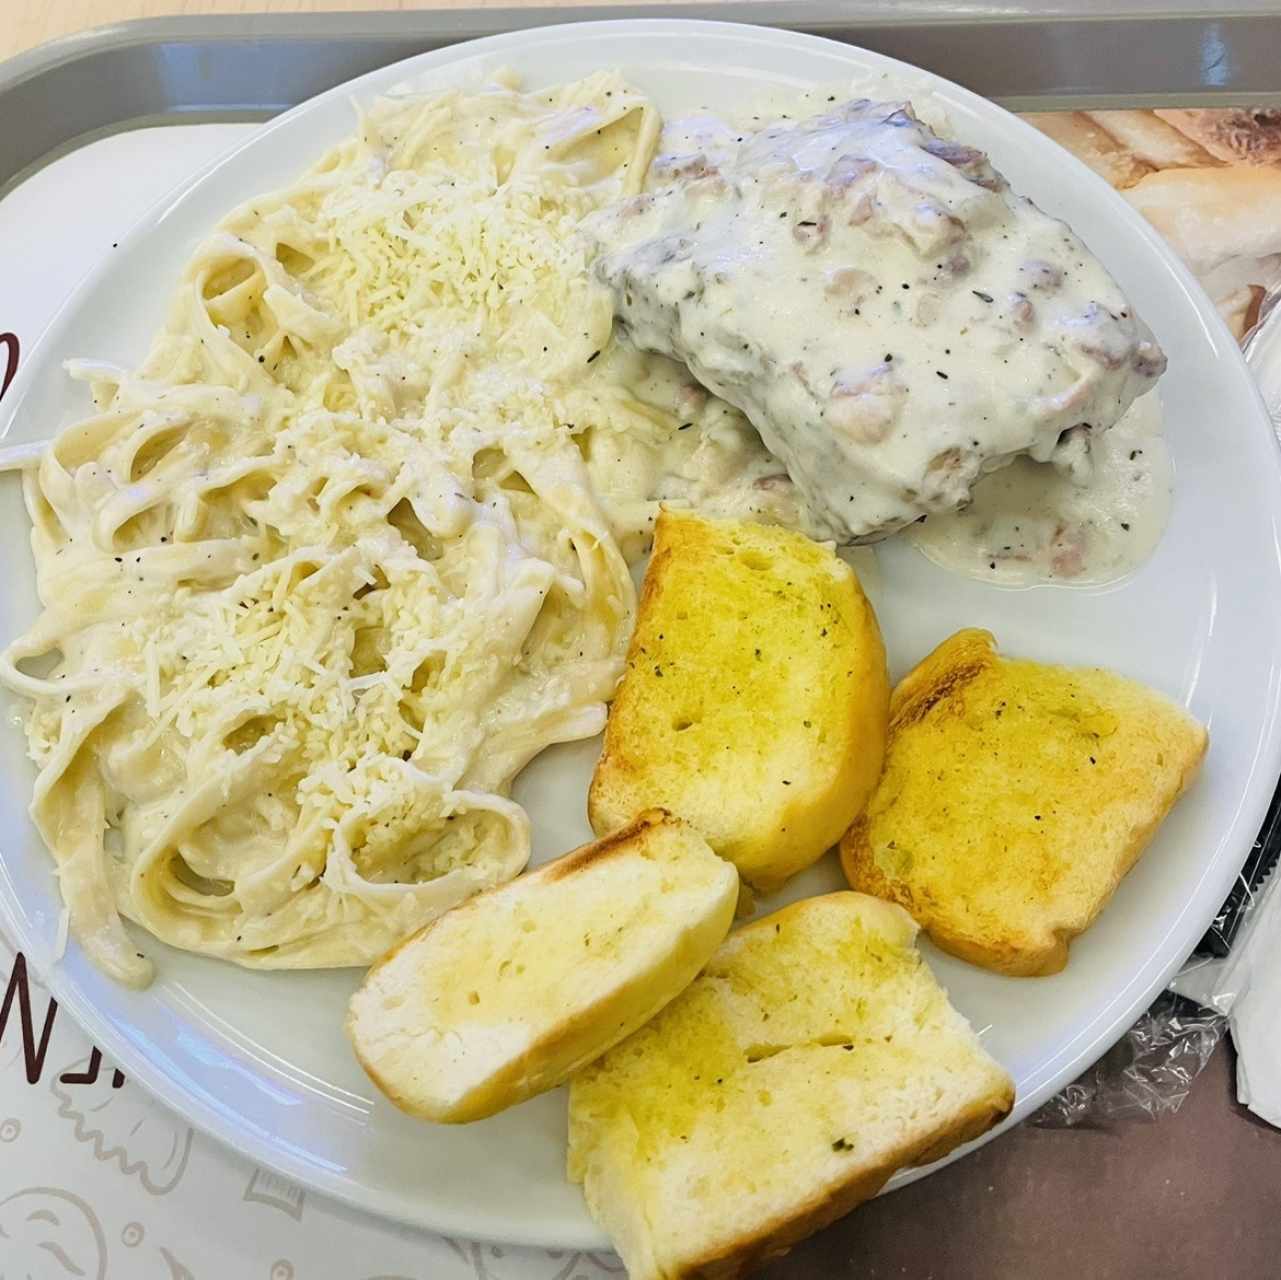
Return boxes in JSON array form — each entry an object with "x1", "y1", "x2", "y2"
[
  {"x1": 841, "y1": 628, "x2": 1208, "y2": 976},
  {"x1": 569, "y1": 892, "x2": 1013, "y2": 1280},
  {"x1": 348, "y1": 810, "x2": 737, "y2": 1123},
  {"x1": 590, "y1": 508, "x2": 889, "y2": 893}
]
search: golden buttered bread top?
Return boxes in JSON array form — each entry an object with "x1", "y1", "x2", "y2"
[
  {"x1": 841, "y1": 628, "x2": 1208, "y2": 976},
  {"x1": 568, "y1": 892, "x2": 1013, "y2": 1280},
  {"x1": 589, "y1": 508, "x2": 889, "y2": 893},
  {"x1": 347, "y1": 811, "x2": 737, "y2": 1123}
]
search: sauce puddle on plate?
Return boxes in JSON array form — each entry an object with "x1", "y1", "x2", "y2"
[{"x1": 907, "y1": 391, "x2": 1170, "y2": 587}]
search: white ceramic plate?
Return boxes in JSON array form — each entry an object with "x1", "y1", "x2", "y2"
[{"x1": 2, "y1": 19, "x2": 1280, "y2": 1250}]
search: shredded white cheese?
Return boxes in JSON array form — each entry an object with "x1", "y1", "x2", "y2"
[{"x1": 0, "y1": 74, "x2": 659, "y2": 986}]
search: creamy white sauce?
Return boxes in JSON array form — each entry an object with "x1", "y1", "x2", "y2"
[
  {"x1": 575, "y1": 336, "x2": 831, "y2": 563},
  {"x1": 586, "y1": 99, "x2": 1166, "y2": 546},
  {"x1": 578, "y1": 337, "x2": 894, "y2": 591},
  {"x1": 907, "y1": 390, "x2": 1170, "y2": 586}
]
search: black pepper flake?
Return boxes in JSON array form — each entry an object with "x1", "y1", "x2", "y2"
[
  {"x1": 678, "y1": 422, "x2": 692, "y2": 431},
  {"x1": 884, "y1": 353, "x2": 893, "y2": 363},
  {"x1": 782, "y1": 780, "x2": 791, "y2": 786},
  {"x1": 654, "y1": 665, "x2": 663, "y2": 677},
  {"x1": 797, "y1": 220, "x2": 817, "y2": 228},
  {"x1": 586, "y1": 350, "x2": 601, "y2": 364},
  {"x1": 832, "y1": 1138, "x2": 853, "y2": 1152},
  {"x1": 901, "y1": 282, "x2": 910, "y2": 290},
  {"x1": 972, "y1": 290, "x2": 994, "y2": 303},
  {"x1": 936, "y1": 370, "x2": 949, "y2": 380}
]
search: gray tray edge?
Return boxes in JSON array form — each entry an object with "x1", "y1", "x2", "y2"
[{"x1": 7, "y1": 6, "x2": 1281, "y2": 197}]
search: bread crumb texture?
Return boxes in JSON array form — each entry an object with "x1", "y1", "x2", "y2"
[
  {"x1": 347, "y1": 811, "x2": 737, "y2": 1122},
  {"x1": 568, "y1": 892, "x2": 1012, "y2": 1280},
  {"x1": 842, "y1": 628, "x2": 1208, "y2": 975},
  {"x1": 590, "y1": 508, "x2": 888, "y2": 892}
]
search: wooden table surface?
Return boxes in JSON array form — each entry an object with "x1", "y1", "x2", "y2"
[{"x1": 6, "y1": 4, "x2": 1281, "y2": 1277}]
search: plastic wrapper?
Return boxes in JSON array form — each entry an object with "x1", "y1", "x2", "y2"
[
  {"x1": 1030, "y1": 993, "x2": 1226, "y2": 1129},
  {"x1": 1035, "y1": 818, "x2": 1277, "y2": 1129},
  {"x1": 1035, "y1": 799, "x2": 1277, "y2": 1128}
]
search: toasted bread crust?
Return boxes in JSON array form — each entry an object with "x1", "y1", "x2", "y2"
[
  {"x1": 538, "y1": 808, "x2": 671, "y2": 880},
  {"x1": 568, "y1": 892, "x2": 1014, "y2": 1278},
  {"x1": 840, "y1": 833, "x2": 1069, "y2": 976},
  {"x1": 678, "y1": 1086, "x2": 1012, "y2": 1279},
  {"x1": 888, "y1": 627, "x2": 996, "y2": 727}
]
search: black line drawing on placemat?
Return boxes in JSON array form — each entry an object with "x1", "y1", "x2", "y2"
[{"x1": 0, "y1": 332, "x2": 18, "y2": 401}]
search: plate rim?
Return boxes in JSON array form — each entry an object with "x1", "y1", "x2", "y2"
[{"x1": 2, "y1": 15, "x2": 1281, "y2": 1249}]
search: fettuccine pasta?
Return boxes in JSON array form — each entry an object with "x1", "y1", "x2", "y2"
[{"x1": 0, "y1": 72, "x2": 660, "y2": 986}]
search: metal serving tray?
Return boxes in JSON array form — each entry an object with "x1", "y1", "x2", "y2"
[
  {"x1": 1, "y1": 5, "x2": 1277, "y2": 956},
  {"x1": 4, "y1": 6, "x2": 1281, "y2": 195}
]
